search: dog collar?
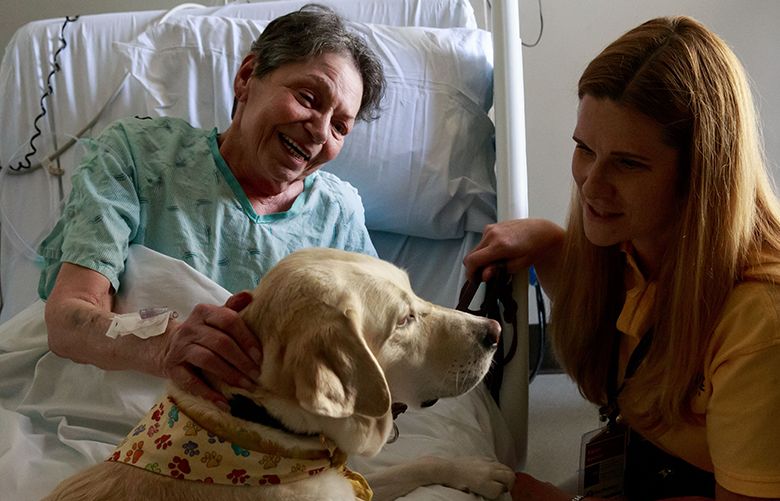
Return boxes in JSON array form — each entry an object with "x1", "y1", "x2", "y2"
[
  {"x1": 107, "y1": 395, "x2": 372, "y2": 500},
  {"x1": 228, "y1": 393, "x2": 318, "y2": 437}
]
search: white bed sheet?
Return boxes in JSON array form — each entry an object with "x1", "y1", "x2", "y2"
[{"x1": 0, "y1": 245, "x2": 513, "y2": 501}]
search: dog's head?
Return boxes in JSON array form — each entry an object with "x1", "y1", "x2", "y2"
[{"x1": 227, "y1": 248, "x2": 500, "y2": 456}]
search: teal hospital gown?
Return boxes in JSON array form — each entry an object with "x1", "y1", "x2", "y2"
[{"x1": 38, "y1": 116, "x2": 376, "y2": 298}]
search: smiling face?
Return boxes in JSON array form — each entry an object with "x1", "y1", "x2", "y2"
[
  {"x1": 221, "y1": 52, "x2": 363, "y2": 197},
  {"x1": 572, "y1": 95, "x2": 683, "y2": 275}
]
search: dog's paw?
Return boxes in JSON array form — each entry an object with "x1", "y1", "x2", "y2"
[{"x1": 428, "y1": 456, "x2": 515, "y2": 500}]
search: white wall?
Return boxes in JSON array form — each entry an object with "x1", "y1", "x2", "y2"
[{"x1": 518, "y1": 0, "x2": 780, "y2": 225}]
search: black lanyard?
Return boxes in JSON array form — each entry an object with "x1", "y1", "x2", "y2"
[{"x1": 601, "y1": 329, "x2": 654, "y2": 427}]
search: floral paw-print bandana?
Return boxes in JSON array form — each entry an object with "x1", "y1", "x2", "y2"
[{"x1": 108, "y1": 395, "x2": 372, "y2": 500}]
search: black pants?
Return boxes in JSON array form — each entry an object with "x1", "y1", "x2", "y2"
[{"x1": 623, "y1": 429, "x2": 715, "y2": 500}]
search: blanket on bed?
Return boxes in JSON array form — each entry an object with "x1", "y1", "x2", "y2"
[{"x1": 0, "y1": 245, "x2": 513, "y2": 501}]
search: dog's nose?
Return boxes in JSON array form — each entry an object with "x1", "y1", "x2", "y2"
[{"x1": 482, "y1": 318, "x2": 501, "y2": 349}]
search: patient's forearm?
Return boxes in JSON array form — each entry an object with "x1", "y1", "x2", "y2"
[
  {"x1": 45, "y1": 296, "x2": 166, "y2": 377},
  {"x1": 43, "y1": 262, "x2": 165, "y2": 377}
]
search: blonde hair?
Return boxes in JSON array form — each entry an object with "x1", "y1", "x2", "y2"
[{"x1": 551, "y1": 16, "x2": 780, "y2": 431}]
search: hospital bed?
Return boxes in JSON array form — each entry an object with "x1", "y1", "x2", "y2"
[{"x1": 0, "y1": 0, "x2": 529, "y2": 499}]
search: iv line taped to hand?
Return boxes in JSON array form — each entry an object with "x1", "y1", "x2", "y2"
[{"x1": 104, "y1": 307, "x2": 175, "y2": 339}]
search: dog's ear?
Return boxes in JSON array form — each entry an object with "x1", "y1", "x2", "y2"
[{"x1": 292, "y1": 306, "x2": 390, "y2": 419}]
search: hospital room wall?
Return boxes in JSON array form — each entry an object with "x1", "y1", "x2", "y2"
[{"x1": 518, "y1": 0, "x2": 780, "y2": 228}]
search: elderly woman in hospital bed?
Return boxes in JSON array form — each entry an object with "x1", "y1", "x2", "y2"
[
  {"x1": 0, "y1": 1, "x2": 515, "y2": 499},
  {"x1": 38, "y1": 4, "x2": 384, "y2": 409}
]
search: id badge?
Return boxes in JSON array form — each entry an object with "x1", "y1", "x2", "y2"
[{"x1": 579, "y1": 424, "x2": 628, "y2": 497}]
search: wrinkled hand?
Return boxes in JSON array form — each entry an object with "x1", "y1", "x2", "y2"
[
  {"x1": 159, "y1": 292, "x2": 261, "y2": 408},
  {"x1": 510, "y1": 472, "x2": 573, "y2": 501},
  {"x1": 445, "y1": 456, "x2": 515, "y2": 499}
]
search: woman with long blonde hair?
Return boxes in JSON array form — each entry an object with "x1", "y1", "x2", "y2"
[{"x1": 466, "y1": 15, "x2": 780, "y2": 501}]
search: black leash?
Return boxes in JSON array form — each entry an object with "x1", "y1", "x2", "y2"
[{"x1": 456, "y1": 269, "x2": 519, "y2": 405}]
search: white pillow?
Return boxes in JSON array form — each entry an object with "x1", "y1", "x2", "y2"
[
  {"x1": 197, "y1": 0, "x2": 478, "y2": 29},
  {"x1": 115, "y1": 14, "x2": 495, "y2": 239}
]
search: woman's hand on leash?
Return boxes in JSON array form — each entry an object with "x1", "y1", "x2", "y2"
[
  {"x1": 464, "y1": 219, "x2": 564, "y2": 296},
  {"x1": 159, "y1": 291, "x2": 262, "y2": 410}
]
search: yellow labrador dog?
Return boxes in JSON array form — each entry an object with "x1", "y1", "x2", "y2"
[{"x1": 44, "y1": 248, "x2": 514, "y2": 500}]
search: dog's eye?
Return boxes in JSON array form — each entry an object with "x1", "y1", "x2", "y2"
[{"x1": 396, "y1": 313, "x2": 415, "y2": 328}]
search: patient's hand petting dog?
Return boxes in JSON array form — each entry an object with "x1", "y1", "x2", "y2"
[{"x1": 44, "y1": 248, "x2": 515, "y2": 500}]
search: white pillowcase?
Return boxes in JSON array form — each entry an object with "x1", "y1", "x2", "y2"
[
  {"x1": 197, "y1": 0, "x2": 478, "y2": 29},
  {"x1": 115, "y1": 14, "x2": 495, "y2": 238}
]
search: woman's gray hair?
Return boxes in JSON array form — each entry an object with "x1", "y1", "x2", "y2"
[{"x1": 249, "y1": 4, "x2": 385, "y2": 122}]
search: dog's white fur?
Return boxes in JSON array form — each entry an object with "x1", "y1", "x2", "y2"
[{"x1": 44, "y1": 248, "x2": 515, "y2": 500}]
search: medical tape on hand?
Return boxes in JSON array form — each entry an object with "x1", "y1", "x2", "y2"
[{"x1": 104, "y1": 308, "x2": 172, "y2": 339}]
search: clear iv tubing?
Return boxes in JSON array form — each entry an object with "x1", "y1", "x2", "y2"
[
  {"x1": 0, "y1": 71, "x2": 130, "y2": 263},
  {"x1": 0, "y1": 3, "x2": 210, "y2": 266},
  {"x1": 0, "y1": 141, "x2": 67, "y2": 264},
  {"x1": 0, "y1": 132, "x2": 145, "y2": 265},
  {"x1": 2, "y1": 1, "x2": 201, "y2": 179}
]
